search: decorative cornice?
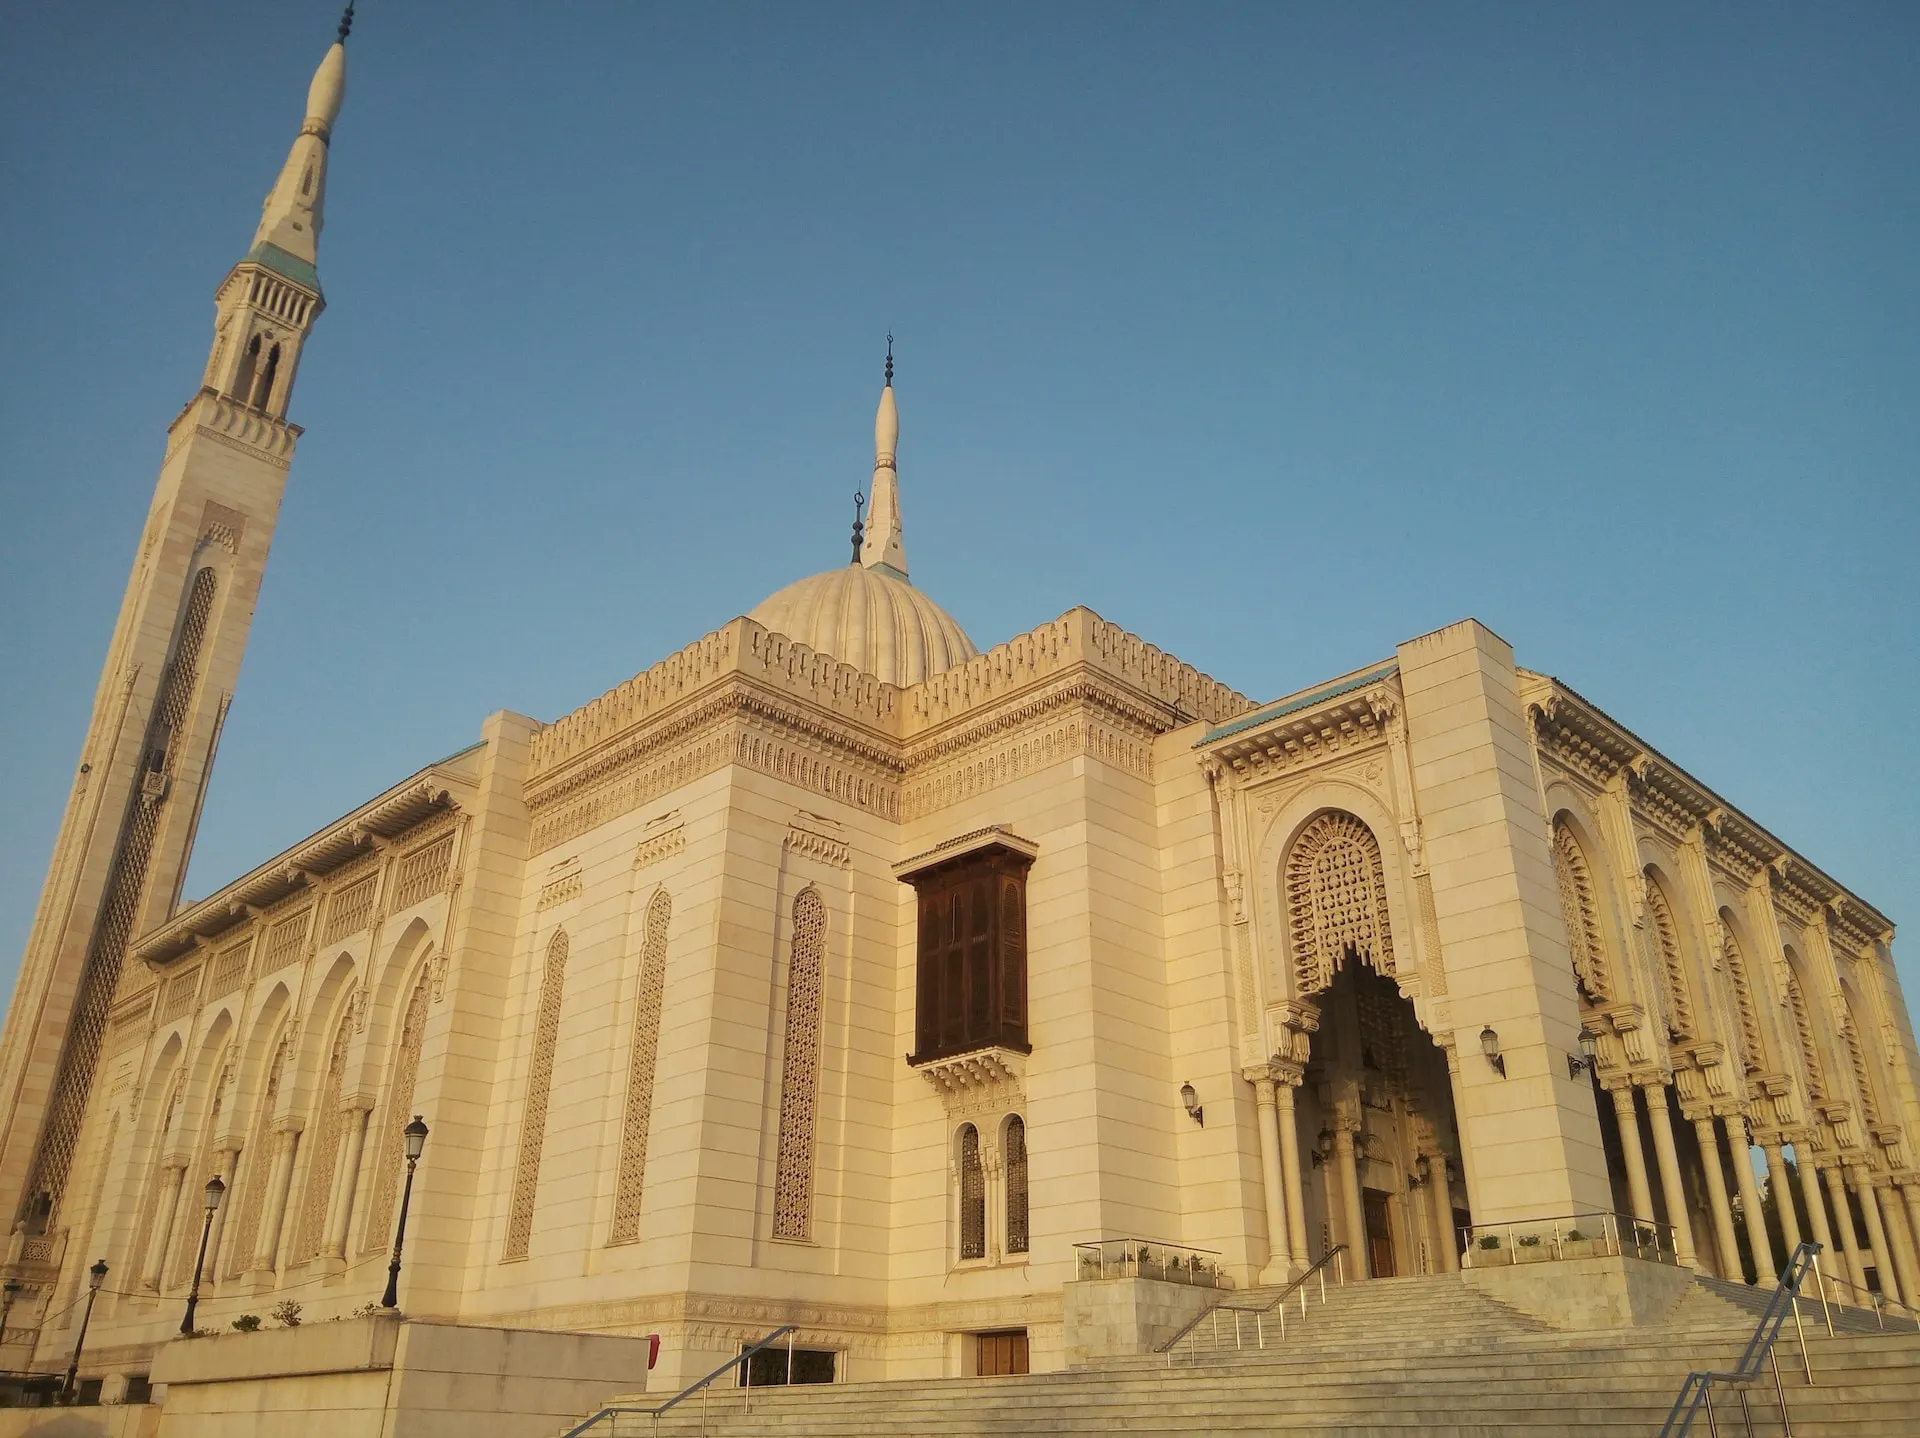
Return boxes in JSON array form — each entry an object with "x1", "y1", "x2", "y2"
[
  {"x1": 894, "y1": 826, "x2": 1038, "y2": 879},
  {"x1": 163, "y1": 388, "x2": 301, "y2": 471},
  {"x1": 633, "y1": 813, "x2": 686, "y2": 871},
  {"x1": 785, "y1": 811, "x2": 851, "y2": 869},
  {"x1": 1195, "y1": 668, "x2": 1400, "y2": 780},
  {"x1": 911, "y1": 1046, "x2": 1026, "y2": 1115}
]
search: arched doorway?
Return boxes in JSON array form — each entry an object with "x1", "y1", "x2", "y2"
[{"x1": 1281, "y1": 811, "x2": 1467, "y2": 1277}]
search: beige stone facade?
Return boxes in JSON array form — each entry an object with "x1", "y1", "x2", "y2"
[{"x1": 4, "y1": 22, "x2": 1918, "y2": 1422}]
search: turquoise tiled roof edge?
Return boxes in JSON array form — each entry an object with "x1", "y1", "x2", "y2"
[
  {"x1": 1197, "y1": 661, "x2": 1399, "y2": 746},
  {"x1": 245, "y1": 241, "x2": 322, "y2": 296}
]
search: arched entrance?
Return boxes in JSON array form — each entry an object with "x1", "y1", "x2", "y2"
[
  {"x1": 1279, "y1": 810, "x2": 1468, "y2": 1278},
  {"x1": 1293, "y1": 961, "x2": 1467, "y2": 1277}
]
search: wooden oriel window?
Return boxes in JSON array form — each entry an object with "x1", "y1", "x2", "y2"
[{"x1": 903, "y1": 841, "x2": 1034, "y2": 1066}]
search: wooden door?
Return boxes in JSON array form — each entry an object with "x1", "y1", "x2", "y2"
[
  {"x1": 1363, "y1": 1188, "x2": 1396, "y2": 1278},
  {"x1": 976, "y1": 1330, "x2": 1029, "y2": 1376}
]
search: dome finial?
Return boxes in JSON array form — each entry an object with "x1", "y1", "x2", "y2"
[
  {"x1": 860, "y1": 341, "x2": 907, "y2": 579},
  {"x1": 337, "y1": 2, "x2": 356, "y2": 44},
  {"x1": 850, "y1": 491, "x2": 866, "y2": 565}
]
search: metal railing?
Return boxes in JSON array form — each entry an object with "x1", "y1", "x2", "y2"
[
  {"x1": 1459, "y1": 1211, "x2": 1678, "y2": 1268},
  {"x1": 1072, "y1": 1237, "x2": 1227, "y2": 1288},
  {"x1": 1656, "y1": 1241, "x2": 1826, "y2": 1438},
  {"x1": 1157, "y1": 1245, "x2": 1349, "y2": 1366},
  {"x1": 560, "y1": 1325, "x2": 799, "y2": 1437}
]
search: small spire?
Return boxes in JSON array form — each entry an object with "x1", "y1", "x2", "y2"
[
  {"x1": 850, "y1": 491, "x2": 866, "y2": 564},
  {"x1": 860, "y1": 340, "x2": 908, "y2": 580},
  {"x1": 337, "y1": 3, "x2": 356, "y2": 44},
  {"x1": 249, "y1": 21, "x2": 351, "y2": 273}
]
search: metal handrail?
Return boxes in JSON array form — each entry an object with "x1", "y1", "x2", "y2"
[
  {"x1": 1656, "y1": 1242, "x2": 1822, "y2": 1438},
  {"x1": 559, "y1": 1325, "x2": 799, "y2": 1436},
  {"x1": 1157, "y1": 1244, "x2": 1349, "y2": 1365}
]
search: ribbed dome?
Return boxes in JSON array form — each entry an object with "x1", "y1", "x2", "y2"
[{"x1": 750, "y1": 564, "x2": 978, "y2": 687}]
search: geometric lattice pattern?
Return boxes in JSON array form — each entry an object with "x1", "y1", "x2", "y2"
[
  {"x1": 260, "y1": 908, "x2": 313, "y2": 973},
  {"x1": 322, "y1": 875, "x2": 377, "y2": 945},
  {"x1": 1642, "y1": 875, "x2": 1693, "y2": 1041},
  {"x1": 1785, "y1": 966, "x2": 1827, "y2": 1102},
  {"x1": 208, "y1": 939, "x2": 252, "y2": 1000},
  {"x1": 504, "y1": 929, "x2": 569, "y2": 1261},
  {"x1": 1552, "y1": 822, "x2": 1612, "y2": 1003},
  {"x1": 770, "y1": 889, "x2": 826, "y2": 1242},
  {"x1": 610, "y1": 890, "x2": 671, "y2": 1246},
  {"x1": 291, "y1": 1009, "x2": 352, "y2": 1264},
  {"x1": 362, "y1": 970, "x2": 431, "y2": 1255},
  {"x1": 1286, "y1": 811, "x2": 1395, "y2": 996},
  {"x1": 226, "y1": 1027, "x2": 289, "y2": 1278},
  {"x1": 1004, "y1": 1115, "x2": 1029, "y2": 1255},
  {"x1": 958, "y1": 1123, "x2": 985, "y2": 1260},
  {"x1": 388, "y1": 834, "x2": 454, "y2": 913},
  {"x1": 25, "y1": 566, "x2": 218, "y2": 1226},
  {"x1": 1718, "y1": 920, "x2": 1763, "y2": 1074}
]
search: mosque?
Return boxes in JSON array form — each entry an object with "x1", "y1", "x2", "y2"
[{"x1": 0, "y1": 14, "x2": 1916, "y2": 1426}]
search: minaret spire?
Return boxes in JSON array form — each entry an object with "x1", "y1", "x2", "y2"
[
  {"x1": 859, "y1": 336, "x2": 910, "y2": 580},
  {"x1": 249, "y1": 15, "x2": 352, "y2": 281}
]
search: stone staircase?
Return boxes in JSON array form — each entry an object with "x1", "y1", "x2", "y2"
[{"x1": 554, "y1": 1273, "x2": 1920, "y2": 1437}]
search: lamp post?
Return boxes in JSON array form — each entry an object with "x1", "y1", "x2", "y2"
[
  {"x1": 381, "y1": 1116, "x2": 429, "y2": 1309},
  {"x1": 0, "y1": 1277, "x2": 19, "y2": 1345},
  {"x1": 179, "y1": 1175, "x2": 226, "y2": 1337},
  {"x1": 62, "y1": 1259, "x2": 106, "y2": 1402}
]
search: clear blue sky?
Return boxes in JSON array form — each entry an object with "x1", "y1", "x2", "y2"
[{"x1": 2, "y1": 3, "x2": 1915, "y2": 1000}]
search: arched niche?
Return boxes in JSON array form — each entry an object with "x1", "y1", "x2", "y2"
[{"x1": 1541, "y1": 784, "x2": 1639, "y2": 1009}]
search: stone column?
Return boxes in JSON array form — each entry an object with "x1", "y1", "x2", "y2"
[
  {"x1": 1763, "y1": 1143, "x2": 1802, "y2": 1254},
  {"x1": 1334, "y1": 1123, "x2": 1367, "y2": 1276},
  {"x1": 1730, "y1": 1127, "x2": 1773, "y2": 1283},
  {"x1": 204, "y1": 1146, "x2": 240, "y2": 1286},
  {"x1": 1822, "y1": 1166, "x2": 1867, "y2": 1300},
  {"x1": 1642, "y1": 1085, "x2": 1698, "y2": 1267},
  {"x1": 1881, "y1": 1181, "x2": 1920, "y2": 1311},
  {"x1": 1251, "y1": 1076, "x2": 1290, "y2": 1281},
  {"x1": 142, "y1": 1163, "x2": 187, "y2": 1290},
  {"x1": 1902, "y1": 1185, "x2": 1920, "y2": 1291},
  {"x1": 250, "y1": 1128, "x2": 299, "y2": 1274},
  {"x1": 1693, "y1": 1115, "x2": 1743, "y2": 1281},
  {"x1": 1274, "y1": 1081, "x2": 1310, "y2": 1268},
  {"x1": 322, "y1": 1105, "x2": 371, "y2": 1260},
  {"x1": 1609, "y1": 1083, "x2": 1657, "y2": 1223},
  {"x1": 1852, "y1": 1170, "x2": 1902, "y2": 1307},
  {"x1": 1796, "y1": 1150, "x2": 1838, "y2": 1298},
  {"x1": 1427, "y1": 1157, "x2": 1459, "y2": 1273}
]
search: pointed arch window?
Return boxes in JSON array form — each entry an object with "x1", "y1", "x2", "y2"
[
  {"x1": 1718, "y1": 919, "x2": 1764, "y2": 1074},
  {"x1": 292, "y1": 1008, "x2": 353, "y2": 1263},
  {"x1": 771, "y1": 889, "x2": 826, "y2": 1241},
  {"x1": 252, "y1": 342, "x2": 281, "y2": 411},
  {"x1": 1286, "y1": 812, "x2": 1395, "y2": 996},
  {"x1": 611, "y1": 890, "x2": 671, "y2": 1245},
  {"x1": 1785, "y1": 961, "x2": 1826, "y2": 1102},
  {"x1": 232, "y1": 334, "x2": 261, "y2": 405},
  {"x1": 362, "y1": 968, "x2": 432, "y2": 1255},
  {"x1": 226, "y1": 1025, "x2": 290, "y2": 1278},
  {"x1": 958, "y1": 1124, "x2": 986, "y2": 1261},
  {"x1": 1552, "y1": 822, "x2": 1612, "y2": 1003},
  {"x1": 505, "y1": 929, "x2": 569, "y2": 1260},
  {"x1": 1004, "y1": 1116, "x2": 1029, "y2": 1256},
  {"x1": 1643, "y1": 875, "x2": 1694, "y2": 1041}
]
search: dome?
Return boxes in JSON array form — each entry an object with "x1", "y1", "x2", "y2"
[{"x1": 751, "y1": 563, "x2": 978, "y2": 687}]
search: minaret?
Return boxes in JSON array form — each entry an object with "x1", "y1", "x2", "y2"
[
  {"x1": 0, "y1": 13, "x2": 355, "y2": 1233},
  {"x1": 859, "y1": 339, "x2": 910, "y2": 580}
]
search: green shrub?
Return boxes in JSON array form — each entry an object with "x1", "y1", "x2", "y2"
[{"x1": 230, "y1": 1314, "x2": 262, "y2": 1332}]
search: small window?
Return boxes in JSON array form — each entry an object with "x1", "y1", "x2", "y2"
[
  {"x1": 740, "y1": 1346, "x2": 835, "y2": 1386},
  {"x1": 958, "y1": 1124, "x2": 986, "y2": 1260},
  {"x1": 124, "y1": 1374, "x2": 153, "y2": 1405},
  {"x1": 1005, "y1": 1116, "x2": 1029, "y2": 1255}
]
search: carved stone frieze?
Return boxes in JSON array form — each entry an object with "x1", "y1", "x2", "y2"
[
  {"x1": 785, "y1": 811, "x2": 851, "y2": 869},
  {"x1": 913, "y1": 1047, "x2": 1026, "y2": 1116},
  {"x1": 632, "y1": 813, "x2": 686, "y2": 870}
]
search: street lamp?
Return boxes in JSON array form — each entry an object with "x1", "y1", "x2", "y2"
[
  {"x1": 179, "y1": 1175, "x2": 225, "y2": 1337},
  {"x1": 381, "y1": 1116, "x2": 429, "y2": 1309},
  {"x1": 0, "y1": 1277, "x2": 20, "y2": 1345},
  {"x1": 63, "y1": 1259, "x2": 106, "y2": 1402}
]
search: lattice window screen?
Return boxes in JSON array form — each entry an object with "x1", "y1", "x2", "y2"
[
  {"x1": 771, "y1": 889, "x2": 826, "y2": 1242},
  {"x1": 504, "y1": 930, "x2": 569, "y2": 1260},
  {"x1": 1552, "y1": 823, "x2": 1612, "y2": 1002},
  {"x1": 389, "y1": 835, "x2": 454, "y2": 912},
  {"x1": 361, "y1": 970, "x2": 432, "y2": 1254},
  {"x1": 1285, "y1": 812, "x2": 1395, "y2": 996},
  {"x1": 322, "y1": 876, "x2": 378, "y2": 945},
  {"x1": 1005, "y1": 1116, "x2": 1029, "y2": 1255},
  {"x1": 610, "y1": 891, "x2": 671, "y2": 1245},
  {"x1": 958, "y1": 1125, "x2": 985, "y2": 1260},
  {"x1": 207, "y1": 939, "x2": 252, "y2": 1000},
  {"x1": 25, "y1": 566, "x2": 218, "y2": 1225},
  {"x1": 1644, "y1": 876, "x2": 1694, "y2": 1040},
  {"x1": 260, "y1": 909, "x2": 313, "y2": 973},
  {"x1": 291, "y1": 1010, "x2": 353, "y2": 1263},
  {"x1": 225, "y1": 1028, "x2": 289, "y2": 1278}
]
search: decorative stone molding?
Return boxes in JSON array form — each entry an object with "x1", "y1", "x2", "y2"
[
  {"x1": 536, "y1": 857, "x2": 582, "y2": 911},
  {"x1": 785, "y1": 811, "x2": 851, "y2": 869},
  {"x1": 632, "y1": 813, "x2": 686, "y2": 870},
  {"x1": 913, "y1": 1047, "x2": 1027, "y2": 1116}
]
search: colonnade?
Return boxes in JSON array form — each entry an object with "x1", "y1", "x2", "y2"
[{"x1": 1605, "y1": 1074, "x2": 1920, "y2": 1311}]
